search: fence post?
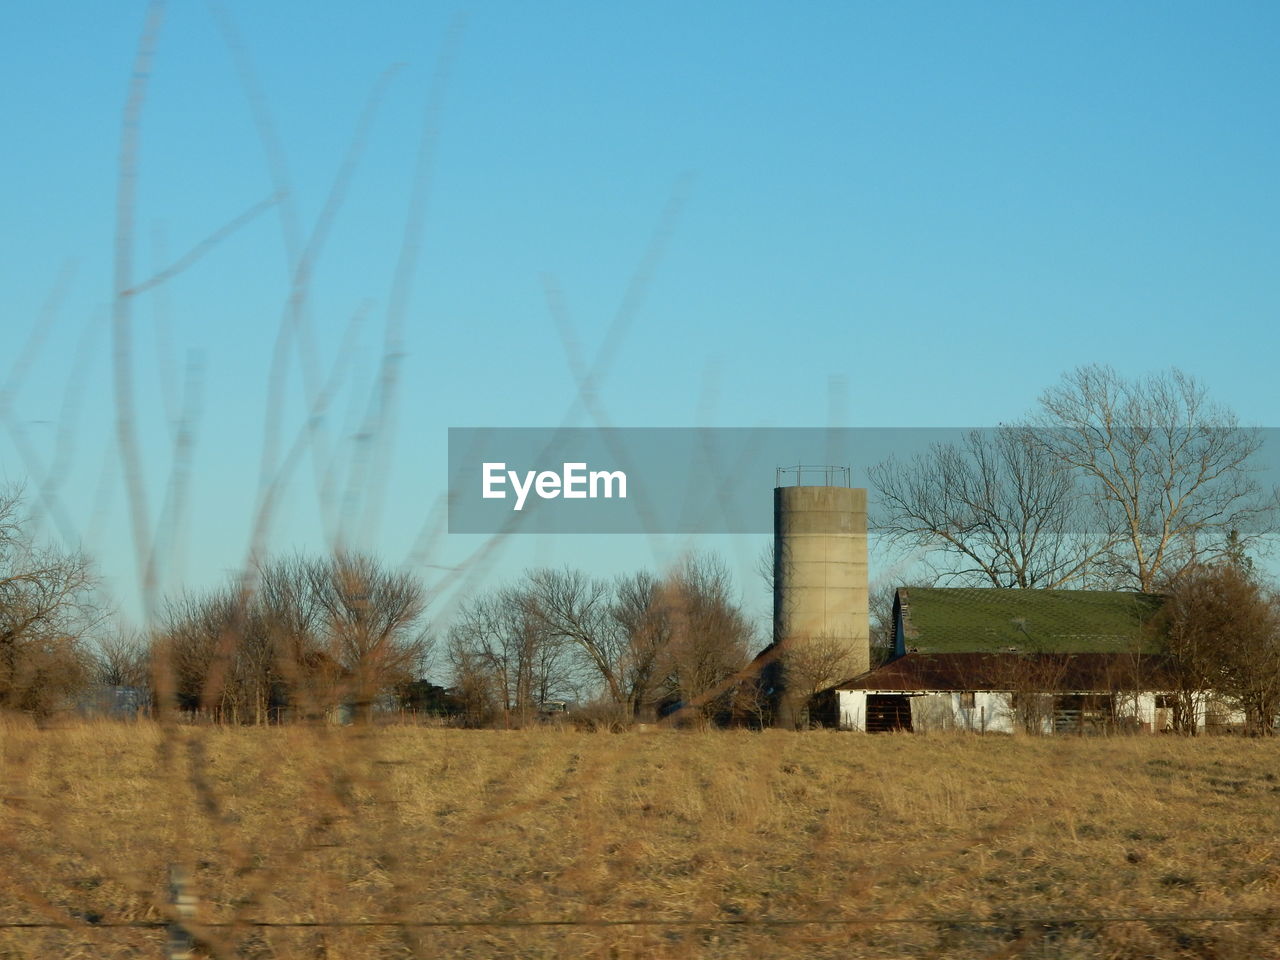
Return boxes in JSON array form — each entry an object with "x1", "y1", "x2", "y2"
[{"x1": 167, "y1": 864, "x2": 196, "y2": 960}]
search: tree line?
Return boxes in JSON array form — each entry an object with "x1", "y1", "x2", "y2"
[
  {"x1": 2, "y1": 363, "x2": 1278, "y2": 728},
  {"x1": 2, "y1": 522, "x2": 432, "y2": 723},
  {"x1": 0, "y1": 479, "x2": 759, "y2": 723},
  {"x1": 445, "y1": 555, "x2": 755, "y2": 726},
  {"x1": 151, "y1": 552, "x2": 430, "y2": 723}
]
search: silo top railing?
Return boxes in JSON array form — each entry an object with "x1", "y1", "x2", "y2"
[{"x1": 776, "y1": 465, "x2": 851, "y2": 487}]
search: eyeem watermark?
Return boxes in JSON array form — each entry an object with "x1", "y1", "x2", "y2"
[
  {"x1": 482, "y1": 462, "x2": 627, "y2": 511},
  {"x1": 449, "y1": 427, "x2": 1280, "y2": 534}
]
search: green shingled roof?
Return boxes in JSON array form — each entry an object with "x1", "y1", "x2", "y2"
[{"x1": 896, "y1": 588, "x2": 1167, "y2": 654}]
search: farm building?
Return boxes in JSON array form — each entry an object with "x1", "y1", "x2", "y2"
[
  {"x1": 814, "y1": 587, "x2": 1245, "y2": 734},
  {"x1": 768, "y1": 474, "x2": 1260, "y2": 733},
  {"x1": 814, "y1": 650, "x2": 1184, "y2": 734}
]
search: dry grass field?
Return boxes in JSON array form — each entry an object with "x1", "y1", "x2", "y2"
[{"x1": 1, "y1": 722, "x2": 1278, "y2": 959}]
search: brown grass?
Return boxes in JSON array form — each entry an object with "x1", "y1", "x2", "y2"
[{"x1": 1, "y1": 722, "x2": 1278, "y2": 958}]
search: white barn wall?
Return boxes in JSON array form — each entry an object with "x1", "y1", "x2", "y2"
[
  {"x1": 1121, "y1": 692, "x2": 1157, "y2": 728},
  {"x1": 838, "y1": 690, "x2": 1017, "y2": 733},
  {"x1": 1135, "y1": 693, "x2": 1246, "y2": 732},
  {"x1": 836, "y1": 690, "x2": 1016, "y2": 733},
  {"x1": 835, "y1": 688, "x2": 1203, "y2": 734},
  {"x1": 838, "y1": 690, "x2": 865, "y2": 731},
  {"x1": 909, "y1": 693, "x2": 1016, "y2": 734}
]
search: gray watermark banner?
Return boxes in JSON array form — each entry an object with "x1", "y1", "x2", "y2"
[{"x1": 447, "y1": 427, "x2": 1280, "y2": 535}]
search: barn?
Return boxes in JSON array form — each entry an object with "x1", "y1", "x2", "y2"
[{"x1": 814, "y1": 587, "x2": 1239, "y2": 733}]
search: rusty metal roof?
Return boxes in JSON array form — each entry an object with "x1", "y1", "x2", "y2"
[{"x1": 833, "y1": 651, "x2": 1177, "y2": 692}]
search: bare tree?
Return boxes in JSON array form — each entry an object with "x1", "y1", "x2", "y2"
[
  {"x1": 156, "y1": 552, "x2": 429, "y2": 723},
  {"x1": 525, "y1": 568, "x2": 628, "y2": 712},
  {"x1": 157, "y1": 584, "x2": 285, "y2": 722},
  {"x1": 305, "y1": 552, "x2": 431, "y2": 723},
  {"x1": 870, "y1": 426, "x2": 1113, "y2": 589},
  {"x1": 756, "y1": 540, "x2": 775, "y2": 596},
  {"x1": 446, "y1": 596, "x2": 518, "y2": 725},
  {"x1": 868, "y1": 578, "x2": 899, "y2": 666},
  {"x1": 256, "y1": 555, "x2": 333, "y2": 720},
  {"x1": 780, "y1": 634, "x2": 860, "y2": 704},
  {"x1": 445, "y1": 636, "x2": 500, "y2": 727},
  {"x1": 446, "y1": 587, "x2": 575, "y2": 727},
  {"x1": 993, "y1": 655, "x2": 1074, "y2": 735},
  {"x1": 92, "y1": 630, "x2": 151, "y2": 688},
  {"x1": 1158, "y1": 560, "x2": 1280, "y2": 734},
  {"x1": 157, "y1": 586, "x2": 243, "y2": 719},
  {"x1": 610, "y1": 570, "x2": 675, "y2": 719},
  {"x1": 655, "y1": 553, "x2": 753, "y2": 722},
  {"x1": 444, "y1": 556, "x2": 757, "y2": 726},
  {"x1": 1038, "y1": 365, "x2": 1272, "y2": 591},
  {"x1": 0, "y1": 486, "x2": 102, "y2": 715}
]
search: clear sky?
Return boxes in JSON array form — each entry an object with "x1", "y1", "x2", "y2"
[{"x1": 4, "y1": 2, "x2": 1279, "y2": 652}]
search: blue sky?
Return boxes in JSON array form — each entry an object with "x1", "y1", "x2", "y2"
[{"x1": 4, "y1": 2, "x2": 1279, "y2": 647}]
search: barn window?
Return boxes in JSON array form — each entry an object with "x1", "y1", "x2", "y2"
[{"x1": 959, "y1": 692, "x2": 976, "y2": 709}]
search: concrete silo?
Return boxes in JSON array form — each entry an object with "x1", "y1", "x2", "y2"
[{"x1": 772, "y1": 467, "x2": 869, "y2": 726}]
